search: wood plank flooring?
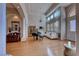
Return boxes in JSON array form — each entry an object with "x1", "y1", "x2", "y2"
[{"x1": 6, "y1": 37, "x2": 74, "y2": 56}]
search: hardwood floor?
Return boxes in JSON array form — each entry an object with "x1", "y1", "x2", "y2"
[{"x1": 6, "y1": 37, "x2": 75, "y2": 56}]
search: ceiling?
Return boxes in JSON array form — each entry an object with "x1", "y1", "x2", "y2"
[
  {"x1": 24, "y1": 3, "x2": 72, "y2": 26},
  {"x1": 25, "y1": 3, "x2": 52, "y2": 25},
  {"x1": 6, "y1": 3, "x2": 72, "y2": 27},
  {"x1": 26, "y1": 3, "x2": 52, "y2": 15},
  {"x1": 7, "y1": 3, "x2": 71, "y2": 24},
  {"x1": 6, "y1": 3, "x2": 52, "y2": 26}
]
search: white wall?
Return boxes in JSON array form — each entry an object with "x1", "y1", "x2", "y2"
[
  {"x1": 29, "y1": 14, "x2": 46, "y2": 33},
  {"x1": 38, "y1": 15, "x2": 47, "y2": 32},
  {"x1": 0, "y1": 3, "x2": 6, "y2": 55},
  {"x1": 28, "y1": 16, "x2": 39, "y2": 27},
  {"x1": 61, "y1": 7, "x2": 66, "y2": 40}
]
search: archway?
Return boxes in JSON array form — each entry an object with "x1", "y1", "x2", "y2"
[
  {"x1": 6, "y1": 3, "x2": 25, "y2": 42},
  {"x1": 6, "y1": 3, "x2": 29, "y2": 55}
]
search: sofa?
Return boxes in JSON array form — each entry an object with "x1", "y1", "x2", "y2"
[{"x1": 44, "y1": 32, "x2": 58, "y2": 40}]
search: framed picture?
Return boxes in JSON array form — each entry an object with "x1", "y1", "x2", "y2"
[{"x1": 11, "y1": 21, "x2": 20, "y2": 31}]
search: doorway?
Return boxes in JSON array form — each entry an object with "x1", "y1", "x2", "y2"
[{"x1": 28, "y1": 26, "x2": 36, "y2": 37}]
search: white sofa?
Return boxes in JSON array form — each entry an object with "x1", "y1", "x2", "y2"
[{"x1": 44, "y1": 32, "x2": 58, "y2": 39}]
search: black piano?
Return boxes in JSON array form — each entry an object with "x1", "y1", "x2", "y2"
[{"x1": 32, "y1": 32, "x2": 43, "y2": 40}]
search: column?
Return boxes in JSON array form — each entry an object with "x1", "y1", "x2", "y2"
[
  {"x1": 0, "y1": 3, "x2": 6, "y2": 56},
  {"x1": 60, "y1": 7, "x2": 66, "y2": 40}
]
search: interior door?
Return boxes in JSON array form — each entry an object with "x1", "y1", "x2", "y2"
[{"x1": 28, "y1": 26, "x2": 36, "y2": 37}]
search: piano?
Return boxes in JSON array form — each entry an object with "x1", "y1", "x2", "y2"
[{"x1": 32, "y1": 32, "x2": 43, "y2": 40}]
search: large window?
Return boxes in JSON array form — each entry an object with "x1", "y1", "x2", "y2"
[
  {"x1": 70, "y1": 20, "x2": 76, "y2": 32},
  {"x1": 50, "y1": 14, "x2": 54, "y2": 19},
  {"x1": 47, "y1": 17, "x2": 51, "y2": 22},
  {"x1": 46, "y1": 8, "x2": 61, "y2": 32},
  {"x1": 54, "y1": 21, "x2": 59, "y2": 32},
  {"x1": 54, "y1": 10, "x2": 60, "y2": 18},
  {"x1": 51, "y1": 23, "x2": 54, "y2": 31},
  {"x1": 47, "y1": 24, "x2": 50, "y2": 32}
]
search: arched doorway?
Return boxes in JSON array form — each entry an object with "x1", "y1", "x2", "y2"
[{"x1": 6, "y1": 3, "x2": 24, "y2": 42}]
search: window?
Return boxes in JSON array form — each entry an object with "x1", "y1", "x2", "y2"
[
  {"x1": 47, "y1": 17, "x2": 50, "y2": 21},
  {"x1": 54, "y1": 10, "x2": 60, "y2": 18},
  {"x1": 51, "y1": 23, "x2": 54, "y2": 31},
  {"x1": 50, "y1": 14, "x2": 53, "y2": 19},
  {"x1": 70, "y1": 20, "x2": 76, "y2": 32},
  {"x1": 47, "y1": 24, "x2": 50, "y2": 31},
  {"x1": 46, "y1": 8, "x2": 61, "y2": 32},
  {"x1": 54, "y1": 21, "x2": 59, "y2": 32}
]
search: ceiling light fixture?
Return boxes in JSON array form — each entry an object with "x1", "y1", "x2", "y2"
[{"x1": 14, "y1": 16, "x2": 18, "y2": 19}]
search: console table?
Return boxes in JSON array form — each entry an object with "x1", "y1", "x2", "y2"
[{"x1": 7, "y1": 32, "x2": 20, "y2": 42}]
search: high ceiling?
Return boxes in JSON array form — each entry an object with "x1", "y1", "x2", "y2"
[
  {"x1": 26, "y1": 3, "x2": 52, "y2": 15},
  {"x1": 25, "y1": 3, "x2": 52, "y2": 25},
  {"x1": 6, "y1": 3, "x2": 54, "y2": 26},
  {"x1": 7, "y1": 3, "x2": 71, "y2": 26},
  {"x1": 7, "y1": 3, "x2": 55, "y2": 20},
  {"x1": 6, "y1": 3, "x2": 72, "y2": 27},
  {"x1": 6, "y1": 3, "x2": 53, "y2": 24}
]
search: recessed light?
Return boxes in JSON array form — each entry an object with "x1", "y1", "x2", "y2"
[{"x1": 14, "y1": 16, "x2": 18, "y2": 19}]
